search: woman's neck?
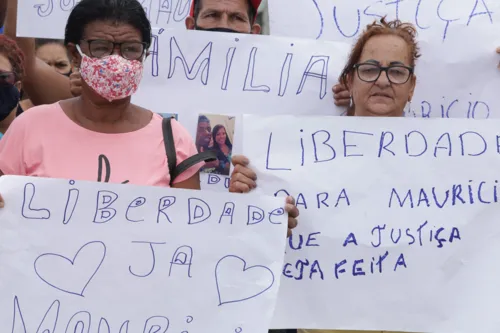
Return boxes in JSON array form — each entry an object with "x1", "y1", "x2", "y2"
[{"x1": 75, "y1": 96, "x2": 132, "y2": 124}]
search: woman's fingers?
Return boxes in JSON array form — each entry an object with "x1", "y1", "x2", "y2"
[
  {"x1": 333, "y1": 84, "x2": 351, "y2": 107},
  {"x1": 285, "y1": 196, "x2": 299, "y2": 236},
  {"x1": 233, "y1": 163, "x2": 257, "y2": 181},
  {"x1": 229, "y1": 171, "x2": 256, "y2": 193},
  {"x1": 231, "y1": 155, "x2": 249, "y2": 166}
]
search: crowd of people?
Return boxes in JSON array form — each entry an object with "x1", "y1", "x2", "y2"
[{"x1": 0, "y1": 0, "x2": 493, "y2": 332}]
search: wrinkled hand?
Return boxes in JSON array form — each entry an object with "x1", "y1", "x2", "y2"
[
  {"x1": 69, "y1": 71, "x2": 82, "y2": 97},
  {"x1": 229, "y1": 155, "x2": 256, "y2": 193},
  {"x1": 333, "y1": 83, "x2": 350, "y2": 107},
  {"x1": 0, "y1": 194, "x2": 4, "y2": 208},
  {"x1": 285, "y1": 196, "x2": 299, "y2": 237}
]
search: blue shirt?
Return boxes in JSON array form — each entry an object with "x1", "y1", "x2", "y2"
[
  {"x1": 0, "y1": 132, "x2": 3, "y2": 140},
  {"x1": 0, "y1": 26, "x2": 3, "y2": 34}
]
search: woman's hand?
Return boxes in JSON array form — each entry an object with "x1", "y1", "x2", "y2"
[
  {"x1": 333, "y1": 83, "x2": 350, "y2": 106},
  {"x1": 69, "y1": 71, "x2": 82, "y2": 97},
  {"x1": 229, "y1": 155, "x2": 256, "y2": 193},
  {"x1": 0, "y1": 194, "x2": 4, "y2": 208},
  {"x1": 285, "y1": 196, "x2": 299, "y2": 237}
]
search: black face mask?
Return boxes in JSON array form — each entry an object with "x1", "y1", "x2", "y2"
[
  {"x1": 0, "y1": 84, "x2": 20, "y2": 122},
  {"x1": 194, "y1": 26, "x2": 242, "y2": 34}
]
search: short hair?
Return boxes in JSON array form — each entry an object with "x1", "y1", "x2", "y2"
[
  {"x1": 193, "y1": 0, "x2": 255, "y2": 25},
  {"x1": 0, "y1": 35, "x2": 25, "y2": 80},
  {"x1": 35, "y1": 38, "x2": 72, "y2": 61},
  {"x1": 35, "y1": 38, "x2": 63, "y2": 49},
  {"x1": 198, "y1": 115, "x2": 210, "y2": 123},
  {"x1": 64, "y1": 0, "x2": 152, "y2": 49}
]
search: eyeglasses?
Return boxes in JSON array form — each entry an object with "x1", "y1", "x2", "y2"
[
  {"x1": 82, "y1": 39, "x2": 147, "y2": 61},
  {"x1": 0, "y1": 71, "x2": 16, "y2": 84},
  {"x1": 353, "y1": 63, "x2": 414, "y2": 84}
]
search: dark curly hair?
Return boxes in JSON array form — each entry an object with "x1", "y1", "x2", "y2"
[{"x1": 0, "y1": 35, "x2": 25, "y2": 81}]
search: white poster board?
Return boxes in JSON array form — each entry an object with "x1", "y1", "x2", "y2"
[
  {"x1": 268, "y1": 0, "x2": 500, "y2": 119},
  {"x1": 242, "y1": 114, "x2": 500, "y2": 332},
  {"x1": 132, "y1": 29, "x2": 350, "y2": 191},
  {"x1": 268, "y1": 0, "x2": 500, "y2": 45},
  {"x1": 16, "y1": 0, "x2": 194, "y2": 39},
  {"x1": 0, "y1": 175, "x2": 287, "y2": 332}
]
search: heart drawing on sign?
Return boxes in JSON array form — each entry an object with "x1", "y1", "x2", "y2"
[
  {"x1": 34, "y1": 241, "x2": 107, "y2": 297},
  {"x1": 215, "y1": 255, "x2": 275, "y2": 306}
]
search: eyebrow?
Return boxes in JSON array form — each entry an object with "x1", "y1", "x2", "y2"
[{"x1": 364, "y1": 59, "x2": 406, "y2": 66}]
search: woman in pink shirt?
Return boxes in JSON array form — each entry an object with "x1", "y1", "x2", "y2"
[
  {"x1": 0, "y1": 0, "x2": 206, "y2": 191},
  {"x1": 0, "y1": 0, "x2": 299, "y2": 237}
]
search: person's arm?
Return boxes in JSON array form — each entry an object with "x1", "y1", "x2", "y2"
[
  {"x1": 5, "y1": 0, "x2": 73, "y2": 105},
  {"x1": 172, "y1": 172, "x2": 201, "y2": 190}
]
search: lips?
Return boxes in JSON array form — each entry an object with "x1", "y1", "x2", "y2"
[{"x1": 371, "y1": 92, "x2": 393, "y2": 99}]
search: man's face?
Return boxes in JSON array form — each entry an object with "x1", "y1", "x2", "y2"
[
  {"x1": 185, "y1": 0, "x2": 261, "y2": 34},
  {"x1": 197, "y1": 121, "x2": 212, "y2": 147}
]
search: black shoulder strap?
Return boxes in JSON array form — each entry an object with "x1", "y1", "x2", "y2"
[
  {"x1": 162, "y1": 117, "x2": 177, "y2": 181},
  {"x1": 162, "y1": 117, "x2": 217, "y2": 186}
]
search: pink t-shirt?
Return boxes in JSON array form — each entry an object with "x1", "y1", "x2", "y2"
[{"x1": 0, "y1": 103, "x2": 201, "y2": 186}]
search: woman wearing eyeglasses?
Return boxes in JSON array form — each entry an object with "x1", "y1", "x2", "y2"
[
  {"x1": 230, "y1": 18, "x2": 420, "y2": 333},
  {"x1": 0, "y1": 0, "x2": 204, "y2": 190},
  {"x1": 0, "y1": 34, "x2": 24, "y2": 140}
]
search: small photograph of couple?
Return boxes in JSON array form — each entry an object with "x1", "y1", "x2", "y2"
[{"x1": 195, "y1": 114, "x2": 235, "y2": 176}]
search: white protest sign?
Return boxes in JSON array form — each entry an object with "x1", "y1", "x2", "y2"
[
  {"x1": 0, "y1": 175, "x2": 287, "y2": 332},
  {"x1": 268, "y1": 0, "x2": 500, "y2": 45},
  {"x1": 16, "y1": 0, "x2": 193, "y2": 39},
  {"x1": 132, "y1": 29, "x2": 350, "y2": 191},
  {"x1": 134, "y1": 29, "x2": 349, "y2": 118},
  {"x1": 268, "y1": 0, "x2": 500, "y2": 119},
  {"x1": 242, "y1": 114, "x2": 500, "y2": 332}
]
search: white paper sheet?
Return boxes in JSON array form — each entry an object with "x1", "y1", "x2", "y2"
[
  {"x1": 17, "y1": 0, "x2": 194, "y2": 38},
  {"x1": 132, "y1": 29, "x2": 350, "y2": 192},
  {"x1": 242, "y1": 114, "x2": 500, "y2": 332},
  {"x1": 0, "y1": 175, "x2": 287, "y2": 333},
  {"x1": 268, "y1": 0, "x2": 500, "y2": 120},
  {"x1": 268, "y1": 0, "x2": 500, "y2": 46},
  {"x1": 134, "y1": 29, "x2": 350, "y2": 119}
]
